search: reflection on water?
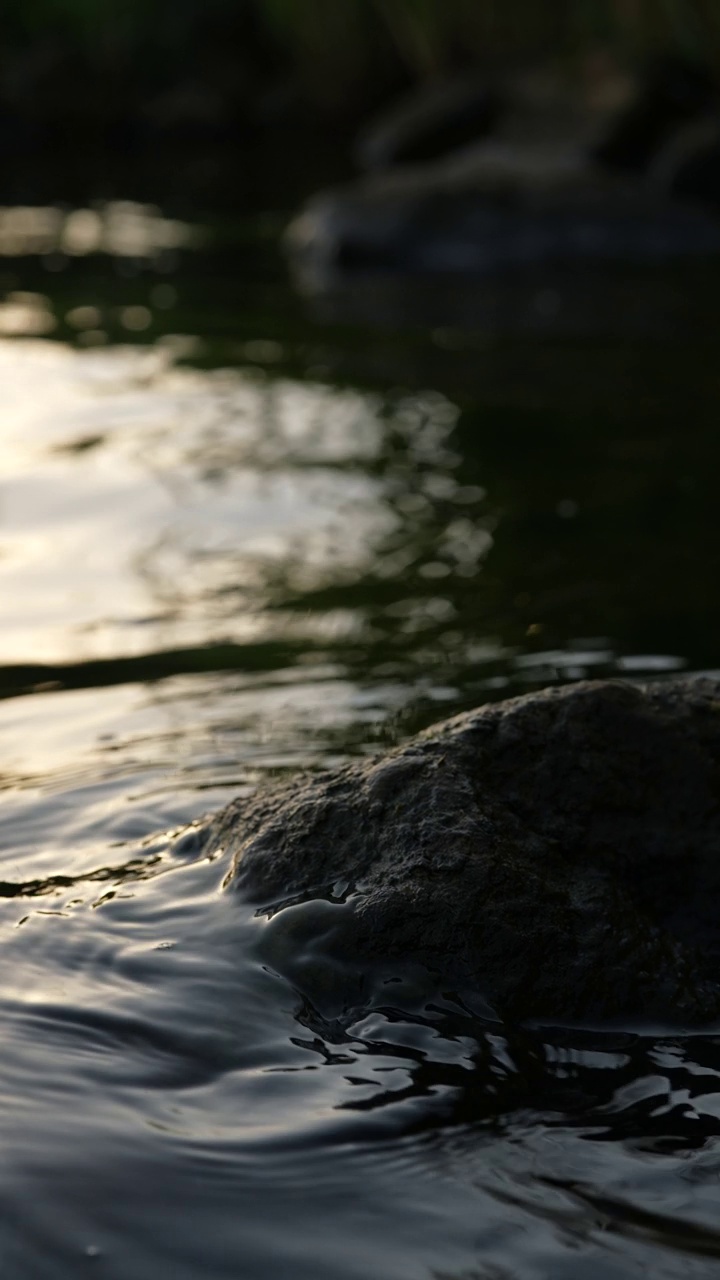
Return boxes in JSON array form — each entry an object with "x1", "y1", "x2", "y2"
[
  {"x1": 2, "y1": 330, "x2": 718, "y2": 729},
  {"x1": 0, "y1": 201, "x2": 199, "y2": 260},
  {"x1": 0, "y1": 187, "x2": 719, "y2": 1277}
]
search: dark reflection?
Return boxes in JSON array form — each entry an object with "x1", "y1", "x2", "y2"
[
  {"x1": 0, "y1": 852, "x2": 161, "y2": 901},
  {"x1": 240, "y1": 380, "x2": 720, "y2": 733},
  {"x1": 537, "y1": 1177, "x2": 720, "y2": 1259},
  {"x1": 290, "y1": 985, "x2": 720, "y2": 1153},
  {"x1": 294, "y1": 261, "x2": 720, "y2": 346},
  {"x1": 0, "y1": 642, "x2": 308, "y2": 702}
]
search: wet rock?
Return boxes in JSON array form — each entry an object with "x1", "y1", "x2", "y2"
[{"x1": 215, "y1": 678, "x2": 720, "y2": 1024}]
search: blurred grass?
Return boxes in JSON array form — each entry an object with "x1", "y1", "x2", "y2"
[
  {"x1": 6, "y1": 1, "x2": 720, "y2": 126},
  {"x1": 15, "y1": 0, "x2": 720, "y2": 54},
  {"x1": 10, "y1": 1, "x2": 720, "y2": 60},
  {"x1": 262, "y1": 0, "x2": 720, "y2": 74}
]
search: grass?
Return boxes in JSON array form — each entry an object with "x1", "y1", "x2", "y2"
[
  {"x1": 12, "y1": 0, "x2": 720, "y2": 56},
  {"x1": 260, "y1": 0, "x2": 720, "y2": 70},
  {"x1": 7, "y1": 1, "x2": 720, "y2": 118}
]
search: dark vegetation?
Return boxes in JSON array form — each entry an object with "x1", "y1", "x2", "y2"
[{"x1": 4, "y1": 0, "x2": 720, "y2": 153}]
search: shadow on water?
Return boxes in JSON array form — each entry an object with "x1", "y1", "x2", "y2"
[
  {"x1": 252, "y1": 884, "x2": 720, "y2": 1155},
  {"x1": 294, "y1": 985, "x2": 720, "y2": 1154}
]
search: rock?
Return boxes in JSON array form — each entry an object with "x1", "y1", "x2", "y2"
[
  {"x1": 285, "y1": 158, "x2": 720, "y2": 292},
  {"x1": 215, "y1": 678, "x2": 720, "y2": 1025},
  {"x1": 287, "y1": 172, "x2": 720, "y2": 287},
  {"x1": 286, "y1": 58, "x2": 720, "y2": 288}
]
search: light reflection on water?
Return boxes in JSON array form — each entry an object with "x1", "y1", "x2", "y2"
[
  {"x1": 0, "y1": 201, "x2": 198, "y2": 260},
  {"x1": 0, "y1": 332, "x2": 706, "y2": 709},
  {"x1": 0, "y1": 340, "x2": 390, "y2": 663},
  {"x1": 0, "y1": 195, "x2": 720, "y2": 1276}
]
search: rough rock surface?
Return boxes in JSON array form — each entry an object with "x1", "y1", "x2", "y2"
[{"x1": 212, "y1": 678, "x2": 720, "y2": 1024}]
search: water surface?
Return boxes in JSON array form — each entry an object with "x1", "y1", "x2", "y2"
[{"x1": 1, "y1": 183, "x2": 720, "y2": 1277}]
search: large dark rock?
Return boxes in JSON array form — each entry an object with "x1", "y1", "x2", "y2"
[{"x1": 215, "y1": 678, "x2": 720, "y2": 1025}]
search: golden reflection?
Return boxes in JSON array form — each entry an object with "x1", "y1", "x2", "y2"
[
  {"x1": 0, "y1": 342, "x2": 398, "y2": 665},
  {"x1": 120, "y1": 305, "x2": 152, "y2": 332},
  {"x1": 66, "y1": 305, "x2": 102, "y2": 331},
  {"x1": 0, "y1": 336, "x2": 501, "y2": 704},
  {"x1": 0, "y1": 292, "x2": 55, "y2": 335},
  {"x1": 0, "y1": 201, "x2": 200, "y2": 259}
]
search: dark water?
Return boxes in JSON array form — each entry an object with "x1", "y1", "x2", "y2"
[{"x1": 2, "y1": 146, "x2": 720, "y2": 1277}]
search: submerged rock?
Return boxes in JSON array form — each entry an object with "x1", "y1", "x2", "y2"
[{"x1": 214, "y1": 678, "x2": 720, "y2": 1025}]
